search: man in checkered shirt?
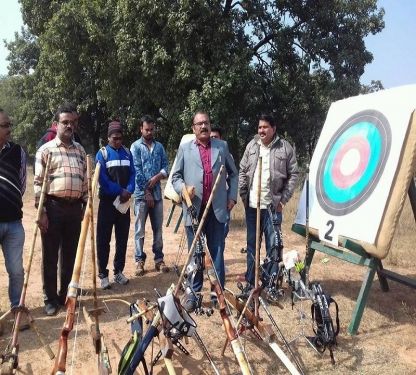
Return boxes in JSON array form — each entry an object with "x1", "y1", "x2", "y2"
[{"x1": 34, "y1": 103, "x2": 88, "y2": 316}]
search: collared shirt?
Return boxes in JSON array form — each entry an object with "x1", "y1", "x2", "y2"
[
  {"x1": 249, "y1": 138, "x2": 273, "y2": 209},
  {"x1": 1, "y1": 142, "x2": 26, "y2": 195},
  {"x1": 34, "y1": 137, "x2": 87, "y2": 205},
  {"x1": 130, "y1": 137, "x2": 169, "y2": 200},
  {"x1": 195, "y1": 139, "x2": 213, "y2": 205}
]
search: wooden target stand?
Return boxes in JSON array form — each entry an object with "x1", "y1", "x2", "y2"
[{"x1": 292, "y1": 179, "x2": 416, "y2": 335}]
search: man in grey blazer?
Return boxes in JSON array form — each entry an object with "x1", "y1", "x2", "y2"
[{"x1": 171, "y1": 111, "x2": 238, "y2": 312}]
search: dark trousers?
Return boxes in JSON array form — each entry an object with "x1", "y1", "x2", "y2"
[
  {"x1": 41, "y1": 199, "x2": 82, "y2": 305},
  {"x1": 245, "y1": 206, "x2": 282, "y2": 286},
  {"x1": 96, "y1": 198, "x2": 130, "y2": 279}
]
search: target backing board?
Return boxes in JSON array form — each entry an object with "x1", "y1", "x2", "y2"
[
  {"x1": 164, "y1": 133, "x2": 195, "y2": 203},
  {"x1": 295, "y1": 84, "x2": 416, "y2": 259}
]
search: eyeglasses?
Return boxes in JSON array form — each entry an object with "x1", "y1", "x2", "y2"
[
  {"x1": 59, "y1": 120, "x2": 77, "y2": 127},
  {"x1": 110, "y1": 136, "x2": 122, "y2": 141},
  {"x1": 193, "y1": 121, "x2": 210, "y2": 127},
  {"x1": 0, "y1": 123, "x2": 12, "y2": 129}
]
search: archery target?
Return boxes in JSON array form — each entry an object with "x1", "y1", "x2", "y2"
[
  {"x1": 295, "y1": 84, "x2": 416, "y2": 258},
  {"x1": 316, "y1": 110, "x2": 391, "y2": 216}
]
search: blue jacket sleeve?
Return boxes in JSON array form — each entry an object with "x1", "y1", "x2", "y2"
[{"x1": 96, "y1": 148, "x2": 123, "y2": 196}]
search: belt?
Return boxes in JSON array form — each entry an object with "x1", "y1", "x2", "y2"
[{"x1": 46, "y1": 195, "x2": 82, "y2": 205}]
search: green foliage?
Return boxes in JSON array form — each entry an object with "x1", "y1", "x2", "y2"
[{"x1": 3, "y1": 0, "x2": 384, "y2": 160}]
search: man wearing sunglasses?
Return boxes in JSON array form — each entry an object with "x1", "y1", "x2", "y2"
[
  {"x1": 95, "y1": 121, "x2": 135, "y2": 290},
  {"x1": 34, "y1": 103, "x2": 88, "y2": 316},
  {"x1": 171, "y1": 111, "x2": 238, "y2": 312}
]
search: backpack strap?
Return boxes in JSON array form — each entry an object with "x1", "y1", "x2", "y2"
[{"x1": 329, "y1": 296, "x2": 340, "y2": 337}]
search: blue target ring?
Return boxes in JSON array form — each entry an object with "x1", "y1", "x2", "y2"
[{"x1": 316, "y1": 110, "x2": 391, "y2": 216}]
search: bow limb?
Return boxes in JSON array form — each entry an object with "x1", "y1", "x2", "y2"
[
  {"x1": 122, "y1": 286, "x2": 176, "y2": 375},
  {"x1": 85, "y1": 160, "x2": 112, "y2": 374},
  {"x1": 51, "y1": 158, "x2": 100, "y2": 375}
]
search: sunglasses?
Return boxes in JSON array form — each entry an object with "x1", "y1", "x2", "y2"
[{"x1": 110, "y1": 136, "x2": 122, "y2": 141}]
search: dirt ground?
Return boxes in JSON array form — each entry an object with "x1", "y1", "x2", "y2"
[{"x1": 0, "y1": 176, "x2": 416, "y2": 375}]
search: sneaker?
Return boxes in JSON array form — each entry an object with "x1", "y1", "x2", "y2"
[
  {"x1": 100, "y1": 277, "x2": 111, "y2": 290},
  {"x1": 135, "y1": 261, "x2": 145, "y2": 276},
  {"x1": 114, "y1": 272, "x2": 129, "y2": 285},
  {"x1": 155, "y1": 260, "x2": 169, "y2": 273},
  {"x1": 211, "y1": 297, "x2": 220, "y2": 310}
]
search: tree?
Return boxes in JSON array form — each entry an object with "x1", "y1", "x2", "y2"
[{"x1": 5, "y1": 0, "x2": 384, "y2": 161}]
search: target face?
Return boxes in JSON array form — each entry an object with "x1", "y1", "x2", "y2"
[{"x1": 316, "y1": 110, "x2": 391, "y2": 216}]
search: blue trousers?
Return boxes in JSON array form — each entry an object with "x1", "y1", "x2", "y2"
[
  {"x1": 185, "y1": 207, "x2": 226, "y2": 292},
  {"x1": 134, "y1": 199, "x2": 164, "y2": 263},
  {"x1": 0, "y1": 220, "x2": 24, "y2": 307},
  {"x1": 245, "y1": 206, "x2": 282, "y2": 286}
]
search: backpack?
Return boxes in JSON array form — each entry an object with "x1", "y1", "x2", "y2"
[{"x1": 310, "y1": 282, "x2": 340, "y2": 363}]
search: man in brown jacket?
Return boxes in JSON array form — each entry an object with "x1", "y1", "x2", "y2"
[{"x1": 239, "y1": 114, "x2": 298, "y2": 287}]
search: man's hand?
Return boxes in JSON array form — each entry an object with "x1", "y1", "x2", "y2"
[
  {"x1": 182, "y1": 185, "x2": 195, "y2": 201},
  {"x1": 37, "y1": 212, "x2": 49, "y2": 233},
  {"x1": 227, "y1": 199, "x2": 236, "y2": 211},
  {"x1": 147, "y1": 174, "x2": 161, "y2": 189},
  {"x1": 145, "y1": 190, "x2": 155, "y2": 208},
  {"x1": 276, "y1": 201, "x2": 284, "y2": 212},
  {"x1": 119, "y1": 189, "x2": 131, "y2": 203}
]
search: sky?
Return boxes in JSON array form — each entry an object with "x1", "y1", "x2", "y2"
[{"x1": 0, "y1": 0, "x2": 415, "y2": 89}]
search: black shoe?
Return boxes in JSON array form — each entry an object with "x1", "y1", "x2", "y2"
[
  {"x1": 44, "y1": 303, "x2": 59, "y2": 316},
  {"x1": 183, "y1": 297, "x2": 197, "y2": 313},
  {"x1": 58, "y1": 295, "x2": 67, "y2": 306},
  {"x1": 211, "y1": 297, "x2": 219, "y2": 310}
]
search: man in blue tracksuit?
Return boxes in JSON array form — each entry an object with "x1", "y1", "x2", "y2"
[{"x1": 96, "y1": 121, "x2": 135, "y2": 289}]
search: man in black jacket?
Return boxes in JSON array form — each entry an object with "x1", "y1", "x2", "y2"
[{"x1": 0, "y1": 109, "x2": 26, "y2": 309}]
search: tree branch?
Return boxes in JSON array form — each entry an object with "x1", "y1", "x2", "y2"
[
  {"x1": 223, "y1": 0, "x2": 242, "y2": 16},
  {"x1": 252, "y1": 33, "x2": 278, "y2": 53}
]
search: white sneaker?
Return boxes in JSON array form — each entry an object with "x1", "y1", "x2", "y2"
[
  {"x1": 100, "y1": 277, "x2": 111, "y2": 290},
  {"x1": 114, "y1": 272, "x2": 129, "y2": 285}
]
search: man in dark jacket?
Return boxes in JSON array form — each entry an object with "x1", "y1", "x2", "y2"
[
  {"x1": 0, "y1": 109, "x2": 26, "y2": 309},
  {"x1": 96, "y1": 121, "x2": 135, "y2": 289}
]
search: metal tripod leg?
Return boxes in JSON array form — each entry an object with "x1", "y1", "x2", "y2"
[{"x1": 287, "y1": 299, "x2": 320, "y2": 355}]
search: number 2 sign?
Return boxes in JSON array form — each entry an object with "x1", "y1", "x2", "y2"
[{"x1": 295, "y1": 85, "x2": 416, "y2": 259}]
